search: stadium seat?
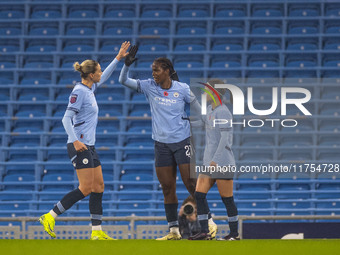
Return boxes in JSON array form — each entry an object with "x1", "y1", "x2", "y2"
[
  {"x1": 47, "y1": 134, "x2": 67, "y2": 147},
  {"x1": 178, "y1": 5, "x2": 209, "y2": 18},
  {"x1": 104, "y1": 5, "x2": 135, "y2": 18},
  {"x1": 9, "y1": 135, "x2": 40, "y2": 147},
  {"x1": 249, "y1": 39, "x2": 281, "y2": 51},
  {"x1": 12, "y1": 120, "x2": 44, "y2": 133},
  {"x1": 125, "y1": 135, "x2": 153, "y2": 148},
  {"x1": 241, "y1": 135, "x2": 275, "y2": 147},
  {"x1": 14, "y1": 104, "x2": 46, "y2": 118},
  {"x1": 325, "y1": 21, "x2": 340, "y2": 34},
  {"x1": 0, "y1": 22, "x2": 21, "y2": 36},
  {"x1": 5, "y1": 164, "x2": 35, "y2": 176},
  {"x1": 251, "y1": 4, "x2": 283, "y2": 17},
  {"x1": 319, "y1": 103, "x2": 340, "y2": 116},
  {"x1": 239, "y1": 150, "x2": 273, "y2": 162},
  {"x1": 175, "y1": 57, "x2": 204, "y2": 69},
  {"x1": 139, "y1": 22, "x2": 170, "y2": 35},
  {"x1": 65, "y1": 23, "x2": 96, "y2": 36},
  {"x1": 68, "y1": 6, "x2": 98, "y2": 19},
  {"x1": 25, "y1": 39, "x2": 56, "y2": 52},
  {"x1": 288, "y1": 21, "x2": 319, "y2": 34},
  {"x1": 325, "y1": 3, "x2": 340, "y2": 17},
  {"x1": 0, "y1": 39, "x2": 20, "y2": 52},
  {"x1": 63, "y1": 39, "x2": 94, "y2": 52},
  {"x1": 317, "y1": 150, "x2": 340, "y2": 161},
  {"x1": 318, "y1": 135, "x2": 340, "y2": 147},
  {"x1": 251, "y1": 21, "x2": 281, "y2": 34},
  {"x1": 176, "y1": 21, "x2": 206, "y2": 35},
  {"x1": 215, "y1": 4, "x2": 246, "y2": 18},
  {"x1": 29, "y1": 23, "x2": 59, "y2": 36},
  {"x1": 0, "y1": 104, "x2": 7, "y2": 117},
  {"x1": 102, "y1": 22, "x2": 133, "y2": 36},
  {"x1": 248, "y1": 55, "x2": 279, "y2": 68},
  {"x1": 20, "y1": 73, "x2": 51, "y2": 85},
  {"x1": 96, "y1": 136, "x2": 118, "y2": 147},
  {"x1": 279, "y1": 149, "x2": 313, "y2": 161},
  {"x1": 96, "y1": 120, "x2": 119, "y2": 134},
  {"x1": 0, "y1": 6, "x2": 24, "y2": 19},
  {"x1": 211, "y1": 39, "x2": 243, "y2": 52},
  {"x1": 41, "y1": 173, "x2": 74, "y2": 191},
  {"x1": 0, "y1": 88, "x2": 10, "y2": 101},
  {"x1": 99, "y1": 40, "x2": 122, "y2": 52},
  {"x1": 288, "y1": 4, "x2": 319, "y2": 17},
  {"x1": 286, "y1": 55, "x2": 317, "y2": 68},
  {"x1": 3, "y1": 174, "x2": 35, "y2": 191},
  {"x1": 140, "y1": 5, "x2": 172, "y2": 18},
  {"x1": 23, "y1": 56, "x2": 53, "y2": 69},
  {"x1": 319, "y1": 119, "x2": 339, "y2": 132},
  {"x1": 287, "y1": 38, "x2": 318, "y2": 51},
  {"x1": 30, "y1": 5, "x2": 61, "y2": 19},
  {"x1": 214, "y1": 21, "x2": 244, "y2": 35},
  {"x1": 280, "y1": 135, "x2": 313, "y2": 147},
  {"x1": 98, "y1": 104, "x2": 122, "y2": 117},
  {"x1": 174, "y1": 39, "x2": 205, "y2": 52},
  {"x1": 127, "y1": 119, "x2": 152, "y2": 133},
  {"x1": 57, "y1": 72, "x2": 78, "y2": 86},
  {"x1": 138, "y1": 40, "x2": 169, "y2": 52},
  {"x1": 129, "y1": 104, "x2": 151, "y2": 117}
]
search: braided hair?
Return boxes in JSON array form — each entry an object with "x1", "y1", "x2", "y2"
[{"x1": 153, "y1": 57, "x2": 179, "y2": 81}]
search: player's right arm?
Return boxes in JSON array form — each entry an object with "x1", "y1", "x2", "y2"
[{"x1": 62, "y1": 90, "x2": 87, "y2": 152}]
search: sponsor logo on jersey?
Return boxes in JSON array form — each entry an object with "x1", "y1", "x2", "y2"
[{"x1": 155, "y1": 97, "x2": 177, "y2": 104}]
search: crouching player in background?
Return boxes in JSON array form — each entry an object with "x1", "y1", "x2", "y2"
[
  {"x1": 179, "y1": 196, "x2": 200, "y2": 239},
  {"x1": 189, "y1": 79, "x2": 240, "y2": 241}
]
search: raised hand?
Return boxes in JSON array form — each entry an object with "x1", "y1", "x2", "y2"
[
  {"x1": 125, "y1": 44, "x2": 138, "y2": 66},
  {"x1": 116, "y1": 41, "x2": 131, "y2": 61}
]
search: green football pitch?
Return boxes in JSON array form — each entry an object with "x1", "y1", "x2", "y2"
[{"x1": 1, "y1": 240, "x2": 340, "y2": 255}]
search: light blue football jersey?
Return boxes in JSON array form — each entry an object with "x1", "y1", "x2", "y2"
[
  {"x1": 137, "y1": 79, "x2": 195, "y2": 143},
  {"x1": 66, "y1": 83, "x2": 99, "y2": 145},
  {"x1": 203, "y1": 104, "x2": 235, "y2": 167}
]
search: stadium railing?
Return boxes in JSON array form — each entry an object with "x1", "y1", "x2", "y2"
[{"x1": 0, "y1": 215, "x2": 340, "y2": 239}]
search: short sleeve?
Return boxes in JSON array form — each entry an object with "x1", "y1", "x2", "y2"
[
  {"x1": 66, "y1": 90, "x2": 85, "y2": 113},
  {"x1": 183, "y1": 84, "x2": 195, "y2": 104},
  {"x1": 137, "y1": 79, "x2": 153, "y2": 94}
]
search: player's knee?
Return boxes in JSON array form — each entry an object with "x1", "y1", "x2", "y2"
[
  {"x1": 92, "y1": 182, "x2": 104, "y2": 193},
  {"x1": 161, "y1": 183, "x2": 176, "y2": 197},
  {"x1": 78, "y1": 184, "x2": 92, "y2": 196}
]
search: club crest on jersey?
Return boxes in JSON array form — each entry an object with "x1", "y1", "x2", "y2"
[
  {"x1": 174, "y1": 92, "x2": 179, "y2": 98},
  {"x1": 70, "y1": 94, "x2": 78, "y2": 104},
  {"x1": 83, "y1": 158, "x2": 89, "y2": 165},
  {"x1": 164, "y1": 91, "x2": 168, "y2": 96}
]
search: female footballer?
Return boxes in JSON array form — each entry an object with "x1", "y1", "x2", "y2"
[
  {"x1": 189, "y1": 79, "x2": 239, "y2": 241},
  {"x1": 39, "y1": 41, "x2": 131, "y2": 240},
  {"x1": 119, "y1": 46, "x2": 217, "y2": 240}
]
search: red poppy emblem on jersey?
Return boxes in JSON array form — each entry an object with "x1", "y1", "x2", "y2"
[
  {"x1": 164, "y1": 91, "x2": 168, "y2": 96},
  {"x1": 70, "y1": 94, "x2": 78, "y2": 104}
]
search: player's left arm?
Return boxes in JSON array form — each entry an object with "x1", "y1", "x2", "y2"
[
  {"x1": 96, "y1": 41, "x2": 130, "y2": 87},
  {"x1": 211, "y1": 110, "x2": 233, "y2": 164},
  {"x1": 184, "y1": 85, "x2": 202, "y2": 116}
]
